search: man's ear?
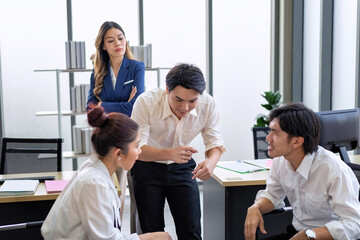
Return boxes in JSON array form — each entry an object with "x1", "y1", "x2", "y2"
[
  {"x1": 166, "y1": 86, "x2": 169, "y2": 95},
  {"x1": 292, "y1": 136, "x2": 304, "y2": 149}
]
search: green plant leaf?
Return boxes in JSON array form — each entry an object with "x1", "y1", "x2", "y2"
[{"x1": 255, "y1": 90, "x2": 282, "y2": 127}]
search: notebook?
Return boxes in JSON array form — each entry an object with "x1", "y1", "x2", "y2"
[
  {"x1": 0, "y1": 180, "x2": 39, "y2": 196},
  {"x1": 45, "y1": 180, "x2": 70, "y2": 193}
]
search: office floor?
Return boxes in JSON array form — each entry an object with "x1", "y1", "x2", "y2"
[{"x1": 121, "y1": 185, "x2": 204, "y2": 240}]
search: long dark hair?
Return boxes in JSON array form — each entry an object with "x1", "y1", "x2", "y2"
[
  {"x1": 93, "y1": 21, "x2": 134, "y2": 100},
  {"x1": 87, "y1": 105, "x2": 139, "y2": 156}
]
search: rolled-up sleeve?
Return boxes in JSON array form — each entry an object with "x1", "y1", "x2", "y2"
[
  {"x1": 201, "y1": 98, "x2": 226, "y2": 153},
  {"x1": 256, "y1": 161, "x2": 286, "y2": 209},
  {"x1": 131, "y1": 95, "x2": 150, "y2": 148},
  {"x1": 325, "y1": 168, "x2": 360, "y2": 240}
]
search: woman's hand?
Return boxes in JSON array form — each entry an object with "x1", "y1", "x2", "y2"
[{"x1": 128, "y1": 86, "x2": 137, "y2": 102}]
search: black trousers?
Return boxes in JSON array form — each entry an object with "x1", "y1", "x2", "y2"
[
  {"x1": 130, "y1": 159, "x2": 201, "y2": 240},
  {"x1": 263, "y1": 224, "x2": 298, "y2": 240}
]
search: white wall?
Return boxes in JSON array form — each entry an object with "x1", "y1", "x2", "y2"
[
  {"x1": 0, "y1": 0, "x2": 272, "y2": 166},
  {"x1": 213, "y1": 0, "x2": 271, "y2": 160},
  {"x1": 0, "y1": 0, "x2": 67, "y2": 140}
]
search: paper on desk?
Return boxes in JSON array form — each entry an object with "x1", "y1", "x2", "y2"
[
  {"x1": 45, "y1": 180, "x2": 70, "y2": 193},
  {"x1": 244, "y1": 159, "x2": 273, "y2": 170},
  {"x1": 216, "y1": 160, "x2": 269, "y2": 174}
]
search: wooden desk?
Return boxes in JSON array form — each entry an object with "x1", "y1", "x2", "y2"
[
  {"x1": 0, "y1": 171, "x2": 120, "y2": 239},
  {"x1": 203, "y1": 164, "x2": 292, "y2": 240},
  {"x1": 350, "y1": 154, "x2": 360, "y2": 164}
]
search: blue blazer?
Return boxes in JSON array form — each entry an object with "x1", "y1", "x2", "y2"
[{"x1": 87, "y1": 57, "x2": 145, "y2": 117}]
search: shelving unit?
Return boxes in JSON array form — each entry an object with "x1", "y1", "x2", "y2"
[
  {"x1": 34, "y1": 69, "x2": 92, "y2": 139},
  {"x1": 34, "y1": 67, "x2": 170, "y2": 161}
]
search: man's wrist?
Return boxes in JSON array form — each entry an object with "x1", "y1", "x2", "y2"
[{"x1": 304, "y1": 228, "x2": 316, "y2": 239}]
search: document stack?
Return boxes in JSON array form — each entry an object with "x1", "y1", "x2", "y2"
[
  {"x1": 72, "y1": 126, "x2": 94, "y2": 155},
  {"x1": 130, "y1": 44, "x2": 152, "y2": 68},
  {"x1": 65, "y1": 41, "x2": 86, "y2": 69},
  {"x1": 0, "y1": 180, "x2": 39, "y2": 196},
  {"x1": 70, "y1": 84, "x2": 90, "y2": 113}
]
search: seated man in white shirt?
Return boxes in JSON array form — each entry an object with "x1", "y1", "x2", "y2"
[
  {"x1": 130, "y1": 63, "x2": 226, "y2": 240},
  {"x1": 244, "y1": 103, "x2": 360, "y2": 240}
]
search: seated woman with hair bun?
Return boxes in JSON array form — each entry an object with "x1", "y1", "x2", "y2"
[{"x1": 41, "y1": 105, "x2": 171, "y2": 240}]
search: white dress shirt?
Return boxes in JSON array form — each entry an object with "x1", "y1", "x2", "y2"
[
  {"x1": 257, "y1": 146, "x2": 360, "y2": 240},
  {"x1": 131, "y1": 88, "x2": 226, "y2": 164},
  {"x1": 41, "y1": 156, "x2": 139, "y2": 240}
]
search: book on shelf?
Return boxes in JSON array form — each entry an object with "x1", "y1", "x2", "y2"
[
  {"x1": 73, "y1": 126, "x2": 94, "y2": 155},
  {"x1": 70, "y1": 41, "x2": 77, "y2": 69},
  {"x1": 75, "y1": 41, "x2": 81, "y2": 70},
  {"x1": 65, "y1": 41, "x2": 86, "y2": 69},
  {"x1": 70, "y1": 87, "x2": 76, "y2": 111},
  {"x1": 130, "y1": 44, "x2": 152, "y2": 68},
  {"x1": 45, "y1": 180, "x2": 70, "y2": 193},
  {"x1": 65, "y1": 41, "x2": 71, "y2": 69},
  {"x1": 80, "y1": 41, "x2": 86, "y2": 69},
  {"x1": 71, "y1": 84, "x2": 90, "y2": 113},
  {"x1": 0, "y1": 180, "x2": 39, "y2": 196}
]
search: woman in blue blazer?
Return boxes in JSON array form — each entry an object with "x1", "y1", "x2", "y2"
[
  {"x1": 87, "y1": 21, "x2": 145, "y2": 117},
  {"x1": 86, "y1": 21, "x2": 145, "y2": 234}
]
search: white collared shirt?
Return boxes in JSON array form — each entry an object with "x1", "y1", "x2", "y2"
[
  {"x1": 257, "y1": 146, "x2": 360, "y2": 240},
  {"x1": 41, "y1": 156, "x2": 139, "y2": 240},
  {"x1": 131, "y1": 88, "x2": 226, "y2": 164}
]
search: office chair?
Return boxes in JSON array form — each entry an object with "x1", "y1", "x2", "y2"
[
  {"x1": 252, "y1": 127, "x2": 270, "y2": 159},
  {"x1": 0, "y1": 220, "x2": 44, "y2": 231},
  {"x1": 0, "y1": 137, "x2": 63, "y2": 174}
]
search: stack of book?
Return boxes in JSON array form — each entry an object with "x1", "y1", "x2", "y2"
[
  {"x1": 130, "y1": 44, "x2": 152, "y2": 68},
  {"x1": 70, "y1": 84, "x2": 90, "y2": 113},
  {"x1": 0, "y1": 180, "x2": 39, "y2": 196},
  {"x1": 72, "y1": 126, "x2": 94, "y2": 155},
  {"x1": 65, "y1": 41, "x2": 86, "y2": 69}
]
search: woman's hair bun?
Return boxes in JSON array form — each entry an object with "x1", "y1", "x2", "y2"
[{"x1": 87, "y1": 104, "x2": 107, "y2": 128}]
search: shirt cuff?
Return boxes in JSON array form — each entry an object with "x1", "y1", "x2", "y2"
[
  {"x1": 205, "y1": 144, "x2": 227, "y2": 154},
  {"x1": 255, "y1": 190, "x2": 285, "y2": 209},
  {"x1": 325, "y1": 220, "x2": 349, "y2": 240},
  {"x1": 128, "y1": 233, "x2": 141, "y2": 240}
]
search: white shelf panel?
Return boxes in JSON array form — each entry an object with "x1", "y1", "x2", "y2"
[
  {"x1": 36, "y1": 111, "x2": 86, "y2": 116},
  {"x1": 34, "y1": 69, "x2": 93, "y2": 73},
  {"x1": 63, "y1": 151, "x2": 91, "y2": 158}
]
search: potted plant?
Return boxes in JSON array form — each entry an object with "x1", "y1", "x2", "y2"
[
  {"x1": 254, "y1": 90, "x2": 282, "y2": 127},
  {"x1": 252, "y1": 90, "x2": 282, "y2": 159}
]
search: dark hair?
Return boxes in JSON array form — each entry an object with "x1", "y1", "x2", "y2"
[
  {"x1": 87, "y1": 105, "x2": 139, "y2": 157},
  {"x1": 166, "y1": 63, "x2": 206, "y2": 94},
  {"x1": 269, "y1": 102, "x2": 320, "y2": 154}
]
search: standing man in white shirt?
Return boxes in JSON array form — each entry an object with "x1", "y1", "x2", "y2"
[
  {"x1": 244, "y1": 103, "x2": 360, "y2": 240},
  {"x1": 130, "y1": 63, "x2": 225, "y2": 240}
]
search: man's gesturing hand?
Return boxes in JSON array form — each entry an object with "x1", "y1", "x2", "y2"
[{"x1": 169, "y1": 146, "x2": 198, "y2": 164}]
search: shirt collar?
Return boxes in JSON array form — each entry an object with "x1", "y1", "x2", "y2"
[
  {"x1": 295, "y1": 150, "x2": 316, "y2": 180},
  {"x1": 160, "y1": 92, "x2": 199, "y2": 120},
  {"x1": 90, "y1": 155, "x2": 112, "y2": 180}
]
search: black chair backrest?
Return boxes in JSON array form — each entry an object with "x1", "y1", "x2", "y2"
[
  {"x1": 252, "y1": 127, "x2": 270, "y2": 159},
  {"x1": 0, "y1": 138, "x2": 63, "y2": 174}
]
